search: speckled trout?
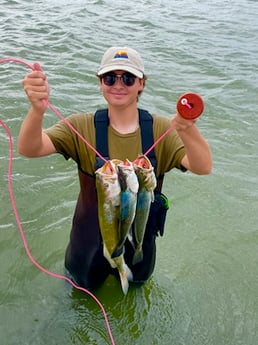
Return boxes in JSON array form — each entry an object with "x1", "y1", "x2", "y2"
[
  {"x1": 132, "y1": 155, "x2": 157, "y2": 265},
  {"x1": 95, "y1": 159, "x2": 133, "y2": 294},
  {"x1": 115, "y1": 159, "x2": 139, "y2": 257}
]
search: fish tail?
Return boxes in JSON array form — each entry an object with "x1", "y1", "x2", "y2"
[
  {"x1": 119, "y1": 265, "x2": 133, "y2": 295},
  {"x1": 113, "y1": 255, "x2": 133, "y2": 294},
  {"x1": 132, "y1": 244, "x2": 143, "y2": 265}
]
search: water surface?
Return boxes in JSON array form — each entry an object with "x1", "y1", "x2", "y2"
[{"x1": 1, "y1": 0, "x2": 258, "y2": 344}]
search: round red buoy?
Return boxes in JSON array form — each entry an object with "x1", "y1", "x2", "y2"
[{"x1": 177, "y1": 92, "x2": 204, "y2": 120}]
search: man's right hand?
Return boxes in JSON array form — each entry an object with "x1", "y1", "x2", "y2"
[{"x1": 22, "y1": 70, "x2": 49, "y2": 113}]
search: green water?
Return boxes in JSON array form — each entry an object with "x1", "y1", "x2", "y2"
[{"x1": 1, "y1": 0, "x2": 258, "y2": 344}]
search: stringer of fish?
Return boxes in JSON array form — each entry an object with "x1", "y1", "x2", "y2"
[
  {"x1": 96, "y1": 159, "x2": 136, "y2": 294},
  {"x1": 96, "y1": 155, "x2": 156, "y2": 293}
]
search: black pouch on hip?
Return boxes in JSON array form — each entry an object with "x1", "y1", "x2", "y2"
[{"x1": 147, "y1": 192, "x2": 170, "y2": 237}]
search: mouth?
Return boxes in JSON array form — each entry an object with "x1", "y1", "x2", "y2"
[
  {"x1": 111, "y1": 93, "x2": 126, "y2": 97},
  {"x1": 110, "y1": 90, "x2": 127, "y2": 96}
]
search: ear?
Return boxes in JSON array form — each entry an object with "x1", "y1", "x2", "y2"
[
  {"x1": 98, "y1": 77, "x2": 103, "y2": 91},
  {"x1": 138, "y1": 78, "x2": 145, "y2": 91}
]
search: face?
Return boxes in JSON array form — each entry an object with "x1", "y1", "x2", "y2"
[{"x1": 99, "y1": 70, "x2": 145, "y2": 108}]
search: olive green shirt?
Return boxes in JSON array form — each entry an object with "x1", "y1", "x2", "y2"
[{"x1": 45, "y1": 112, "x2": 186, "y2": 176}]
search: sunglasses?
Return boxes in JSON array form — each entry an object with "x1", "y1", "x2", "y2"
[{"x1": 101, "y1": 72, "x2": 136, "y2": 87}]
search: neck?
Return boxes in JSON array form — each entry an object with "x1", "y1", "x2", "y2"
[{"x1": 108, "y1": 104, "x2": 139, "y2": 134}]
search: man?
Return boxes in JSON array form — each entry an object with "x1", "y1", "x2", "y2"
[{"x1": 19, "y1": 46, "x2": 212, "y2": 291}]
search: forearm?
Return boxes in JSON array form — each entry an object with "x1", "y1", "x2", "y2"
[
  {"x1": 179, "y1": 124, "x2": 212, "y2": 175},
  {"x1": 171, "y1": 112, "x2": 212, "y2": 174},
  {"x1": 17, "y1": 107, "x2": 45, "y2": 157}
]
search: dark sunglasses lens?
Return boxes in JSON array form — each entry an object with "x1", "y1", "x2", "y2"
[
  {"x1": 103, "y1": 74, "x2": 116, "y2": 86},
  {"x1": 122, "y1": 73, "x2": 136, "y2": 86}
]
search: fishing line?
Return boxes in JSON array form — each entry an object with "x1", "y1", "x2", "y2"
[
  {"x1": 0, "y1": 118, "x2": 115, "y2": 344},
  {"x1": 0, "y1": 58, "x2": 115, "y2": 345},
  {"x1": 0, "y1": 58, "x2": 108, "y2": 164},
  {"x1": 0, "y1": 57, "x2": 204, "y2": 344},
  {"x1": 143, "y1": 124, "x2": 177, "y2": 157}
]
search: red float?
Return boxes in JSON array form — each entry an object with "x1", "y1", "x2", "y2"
[{"x1": 177, "y1": 92, "x2": 204, "y2": 120}]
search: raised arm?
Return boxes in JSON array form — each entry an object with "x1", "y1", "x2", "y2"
[
  {"x1": 17, "y1": 70, "x2": 56, "y2": 157},
  {"x1": 172, "y1": 113, "x2": 212, "y2": 175}
]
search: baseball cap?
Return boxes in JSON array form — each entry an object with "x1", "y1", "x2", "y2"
[{"x1": 97, "y1": 47, "x2": 144, "y2": 78}]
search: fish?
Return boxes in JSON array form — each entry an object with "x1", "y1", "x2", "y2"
[
  {"x1": 132, "y1": 155, "x2": 157, "y2": 265},
  {"x1": 114, "y1": 159, "x2": 139, "y2": 258},
  {"x1": 95, "y1": 159, "x2": 133, "y2": 294}
]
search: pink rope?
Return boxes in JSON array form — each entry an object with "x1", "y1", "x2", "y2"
[
  {"x1": 0, "y1": 58, "x2": 174, "y2": 161},
  {"x1": 0, "y1": 58, "x2": 115, "y2": 345},
  {"x1": 143, "y1": 124, "x2": 176, "y2": 156},
  {"x1": 0, "y1": 57, "x2": 178, "y2": 343},
  {"x1": 0, "y1": 118, "x2": 116, "y2": 345},
  {"x1": 0, "y1": 58, "x2": 108, "y2": 164}
]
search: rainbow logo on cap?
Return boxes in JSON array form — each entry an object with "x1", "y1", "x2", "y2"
[{"x1": 114, "y1": 50, "x2": 128, "y2": 59}]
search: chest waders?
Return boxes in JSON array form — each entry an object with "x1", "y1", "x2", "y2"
[{"x1": 65, "y1": 109, "x2": 165, "y2": 290}]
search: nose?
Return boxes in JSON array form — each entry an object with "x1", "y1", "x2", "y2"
[{"x1": 113, "y1": 75, "x2": 124, "y2": 86}]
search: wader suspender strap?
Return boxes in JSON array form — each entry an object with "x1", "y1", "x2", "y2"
[
  {"x1": 94, "y1": 108, "x2": 164, "y2": 191},
  {"x1": 94, "y1": 109, "x2": 110, "y2": 170}
]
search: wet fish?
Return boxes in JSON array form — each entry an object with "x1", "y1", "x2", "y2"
[
  {"x1": 114, "y1": 159, "x2": 139, "y2": 258},
  {"x1": 132, "y1": 155, "x2": 157, "y2": 265},
  {"x1": 95, "y1": 159, "x2": 133, "y2": 294}
]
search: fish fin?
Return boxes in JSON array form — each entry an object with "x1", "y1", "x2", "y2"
[
  {"x1": 117, "y1": 166, "x2": 127, "y2": 191},
  {"x1": 111, "y1": 246, "x2": 124, "y2": 259},
  {"x1": 127, "y1": 232, "x2": 136, "y2": 250},
  {"x1": 119, "y1": 265, "x2": 133, "y2": 295},
  {"x1": 103, "y1": 244, "x2": 116, "y2": 268},
  {"x1": 151, "y1": 190, "x2": 155, "y2": 202},
  {"x1": 132, "y1": 245, "x2": 143, "y2": 265}
]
